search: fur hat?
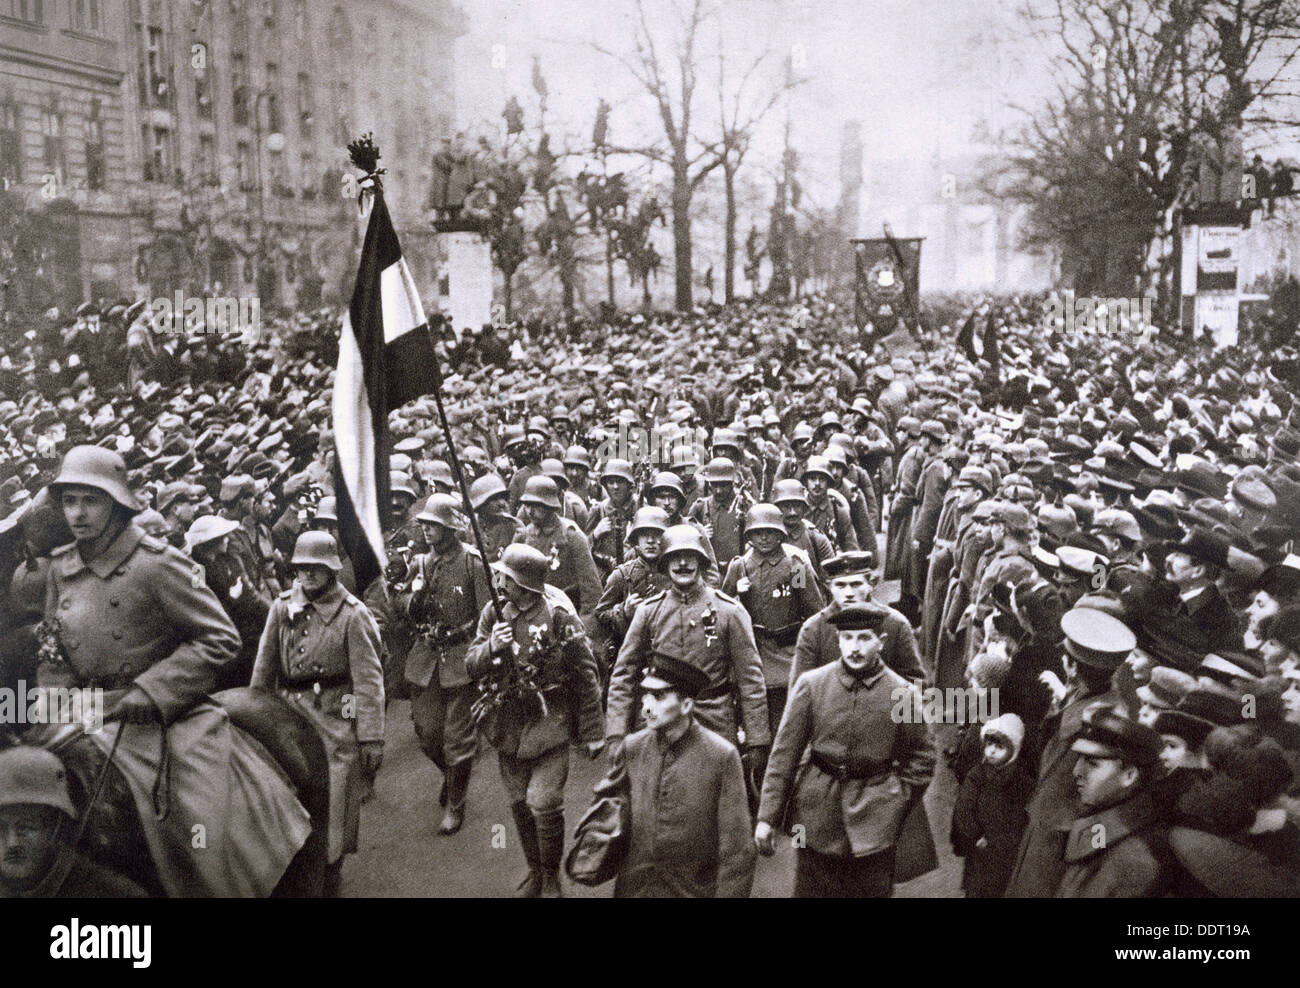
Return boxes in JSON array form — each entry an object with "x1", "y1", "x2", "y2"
[
  {"x1": 969, "y1": 645, "x2": 1012, "y2": 689},
  {"x1": 981, "y1": 713, "x2": 1026, "y2": 761}
]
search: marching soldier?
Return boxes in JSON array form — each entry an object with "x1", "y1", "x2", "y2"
[
  {"x1": 593, "y1": 506, "x2": 671, "y2": 669},
  {"x1": 965, "y1": 502, "x2": 1039, "y2": 662},
  {"x1": 884, "y1": 417, "x2": 930, "y2": 581},
  {"x1": 562, "y1": 445, "x2": 598, "y2": 507},
  {"x1": 789, "y1": 550, "x2": 924, "y2": 685},
  {"x1": 541, "y1": 458, "x2": 591, "y2": 531},
  {"x1": 722, "y1": 504, "x2": 824, "y2": 736},
  {"x1": 772, "y1": 479, "x2": 835, "y2": 587},
  {"x1": 465, "y1": 545, "x2": 605, "y2": 897},
  {"x1": 647, "y1": 470, "x2": 721, "y2": 584},
  {"x1": 689, "y1": 457, "x2": 753, "y2": 571},
  {"x1": 468, "y1": 473, "x2": 521, "y2": 562},
  {"x1": 398, "y1": 494, "x2": 492, "y2": 835},
  {"x1": 606, "y1": 525, "x2": 771, "y2": 779},
  {"x1": 251, "y1": 530, "x2": 386, "y2": 896},
  {"x1": 755, "y1": 604, "x2": 936, "y2": 897},
  {"x1": 514, "y1": 475, "x2": 602, "y2": 616},
  {"x1": 586, "y1": 458, "x2": 639, "y2": 579},
  {"x1": 802, "y1": 457, "x2": 859, "y2": 553}
]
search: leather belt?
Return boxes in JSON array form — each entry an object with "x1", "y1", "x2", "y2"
[
  {"x1": 281, "y1": 673, "x2": 350, "y2": 690},
  {"x1": 754, "y1": 624, "x2": 802, "y2": 648},
  {"x1": 697, "y1": 681, "x2": 732, "y2": 701},
  {"x1": 809, "y1": 750, "x2": 891, "y2": 783}
]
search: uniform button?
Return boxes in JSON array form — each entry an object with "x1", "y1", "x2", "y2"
[
  {"x1": 110, "y1": 598, "x2": 120, "y2": 607},
  {"x1": 60, "y1": 599, "x2": 71, "y2": 610},
  {"x1": 112, "y1": 630, "x2": 123, "y2": 640},
  {"x1": 115, "y1": 567, "x2": 127, "y2": 576},
  {"x1": 298, "y1": 646, "x2": 306, "y2": 653}
]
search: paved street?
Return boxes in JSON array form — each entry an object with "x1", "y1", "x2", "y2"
[{"x1": 345, "y1": 575, "x2": 965, "y2": 898}]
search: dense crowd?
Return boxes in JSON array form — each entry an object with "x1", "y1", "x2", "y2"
[{"x1": 1, "y1": 291, "x2": 1299, "y2": 898}]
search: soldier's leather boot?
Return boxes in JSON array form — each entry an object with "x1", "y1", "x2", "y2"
[
  {"x1": 511, "y1": 801, "x2": 542, "y2": 897},
  {"x1": 535, "y1": 809, "x2": 566, "y2": 898},
  {"x1": 323, "y1": 859, "x2": 344, "y2": 898},
  {"x1": 438, "y1": 760, "x2": 471, "y2": 835}
]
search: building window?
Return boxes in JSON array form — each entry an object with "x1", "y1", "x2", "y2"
[
  {"x1": 232, "y1": 53, "x2": 249, "y2": 126},
  {"x1": 293, "y1": 0, "x2": 306, "y2": 42},
  {"x1": 269, "y1": 147, "x2": 291, "y2": 197},
  {"x1": 236, "y1": 139, "x2": 252, "y2": 189},
  {"x1": 297, "y1": 72, "x2": 313, "y2": 136},
  {"x1": 265, "y1": 63, "x2": 281, "y2": 132},
  {"x1": 300, "y1": 149, "x2": 315, "y2": 198},
  {"x1": 10, "y1": 1, "x2": 43, "y2": 24},
  {"x1": 142, "y1": 124, "x2": 169, "y2": 182},
  {"x1": 138, "y1": 24, "x2": 170, "y2": 107},
  {"x1": 71, "y1": 0, "x2": 101, "y2": 31},
  {"x1": 40, "y1": 101, "x2": 66, "y2": 184},
  {"x1": 197, "y1": 133, "x2": 216, "y2": 185},
  {"x1": 0, "y1": 102, "x2": 21, "y2": 185},
  {"x1": 85, "y1": 98, "x2": 105, "y2": 189}
]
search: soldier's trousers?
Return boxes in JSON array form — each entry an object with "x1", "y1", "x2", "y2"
[
  {"x1": 498, "y1": 745, "x2": 570, "y2": 815},
  {"x1": 410, "y1": 682, "x2": 478, "y2": 768},
  {"x1": 794, "y1": 847, "x2": 895, "y2": 898}
]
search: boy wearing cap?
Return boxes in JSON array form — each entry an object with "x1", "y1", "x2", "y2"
[
  {"x1": 1056, "y1": 704, "x2": 1170, "y2": 897},
  {"x1": 756, "y1": 604, "x2": 935, "y2": 897},
  {"x1": 603, "y1": 655, "x2": 756, "y2": 898}
]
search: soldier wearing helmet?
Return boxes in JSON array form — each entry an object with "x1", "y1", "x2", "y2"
[
  {"x1": 251, "y1": 530, "x2": 385, "y2": 896},
  {"x1": 0, "y1": 746, "x2": 147, "y2": 897},
  {"x1": 513, "y1": 475, "x2": 602, "y2": 616},
  {"x1": 772, "y1": 479, "x2": 835, "y2": 586},
  {"x1": 395, "y1": 494, "x2": 492, "y2": 836},
  {"x1": 504, "y1": 422, "x2": 544, "y2": 514},
  {"x1": 466, "y1": 544, "x2": 605, "y2": 898},
  {"x1": 606, "y1": 524, "x2": 771, "y2": 770},
  {"x1": 821, "y1": 443, "x2": 874, "y2": 551},
  {"x1": 964, "y1": 502, "x2": 1040, "y2": 664},
  {"x1": 44, "y1": 446, "x2": 309, "y2": 897},
  {"x1": 801, "y1": 456, "x2": 859, "y2": 554},
  {"x1": 689, "y1": 456, "x2": 753, "y2": 571},
  {"x1": 722, "y1": 504, "x2": 824, "y2": 738},
  {"x1": 884, "y1": 416, "x2": 937, "y2": 582},
  {"x1": 562, "y1": 445, "x2": 596, "y2": 506},
  {"x1": 541, "y1": 457, "x2": 591, "y2": 530},
  {"x1": 585, "y1": 458, "x2": 639, "y2": 580},
  {"x1": 594, "y1": 506, "x2": 672, "y2": 666},
  {"x1": 468, "y1": 473, "x2": 521, "y2": 562},
  {"x1": 711, "y1": 429, "x2": 760, "y2": 498},
  {"x1": 775, "y1": 421, "x2": 817, "y2": 485},
  {"x1": 900, "y1": 421, "x2": 952, "y2": 625}
]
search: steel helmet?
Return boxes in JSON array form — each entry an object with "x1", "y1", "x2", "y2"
[
  {"x1": 520, "y1": 475, "x2": 563, "y2": 510},
  {"x1": 670, "y1": 444, "x2": 700, "y2": 471},
  {"x1": 312, "y1": 495, "x2": 339, "y2": 523},
  {"x1": 469, "y1": 473, "x2": 509, "y2": 511},
  {"x1": 526, "y1": 415, "x2": 551, "y2": 439},
  {"x1": 541, "y1": 458, "x2": 569, "y2": 488},
  {"x1": 817, "y1": 410, "x2": 843, "y2": 432},
  {"x1": 50, "y1": 445, "x2": 141, "y2": 513},
  {"x1": 659, "y1": 524, "x2": 711, "y2": 567},
  {"x1": 502, "y1": 423, "x2": 528, "y2": 449},
  {"x1": 791, "y1": 422, "x2": 815, "y2": 446},
  {"x1": 290, "y1": 530, "x2": 344, "y2": 571},
  {"x1": 772, "y1": 479, "x2": 808, "y2": 505},
  {"x1": 551, "y1": 404, "x2": 571, "y2": 423},
  {"x1": 648, "y1": 471, "x2": 685, "y2": 501},
  {"x1": 762, "y1": 407, "x2": 781, "y2": 426},
  {"x1": 601, "y1": 458, "x2": 635, "y2": 485},
  {"x1": 462, "y1": 445, "x2": 490, "y2": 466},
  {"x1": 185, "y1": 514, "x2": 240, "y2": 551},
  {"x1": 898, "y1": 415, "x2": 922, "y2": 435},
  {"x1": 800, "y1": 456, "x2": 834, "y2": 482},
  {"x1": 492, "y1": 543, "x2": 548, "y2": 594},
  {"x1": 712, "y1": 428, "x2": 741, "y2": 452},
  {"x1": 745, "y1": 503, "x2": 787, "y2": 536},
  {"x1": 417, "y1": 493, "x2": 465, "y2": 529},
  {"x1": 426, "y1": 460, "x2": 455, "y2": 489},
  {"x1": 921, "y1": 419, "x2": 947, "y2": 442},
  {"x1": 628, "y1": 505, "x2": 670, "y2": 539},
  {"x1": 390, "y1": 472, "x2": 418, "y2": 499},
  {"x1": 702, "y1": 457, "x2": 736, "y2": 484},
  {"x1": 745, "y1": 414, "x2": 764, "y2": 432},
  {"x1": 563, "y1": 445, "x2": 592, "y2": 471},
  {"x1": 821, "y1": 445, "x2": 849, "y2": 471},
  {"x1": 0, "y1": 746, "x2": 76, "y2": 818}
]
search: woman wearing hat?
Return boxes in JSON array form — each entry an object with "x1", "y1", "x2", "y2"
[
  {"x1": 39, "y1": 445, "x2": 311, "y2": 896},
  {"x1": 251, "y1": 530, "x2": 385, "y2": 896}
]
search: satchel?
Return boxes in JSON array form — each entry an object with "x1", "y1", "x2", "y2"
[{"x1": 565, "y1": 763, "x2": 631, "y2": 886}]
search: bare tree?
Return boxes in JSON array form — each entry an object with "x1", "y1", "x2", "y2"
[{"x1": 594, "y1": 0, "x2": 724, "y2": 311}]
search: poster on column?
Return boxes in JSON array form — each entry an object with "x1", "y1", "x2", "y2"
[{"x1": 442, "y1": 231, "x2": 494, "y2": 337}]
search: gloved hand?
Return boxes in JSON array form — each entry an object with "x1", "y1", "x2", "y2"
[
  {"x1": 359, "y1": 740, "x2": 384, "y2": 778},
  {"x1": 745, "y1": 743, "x2": 770, "y2": 795},
  {"x1": 105, "y1": 687, "x2": 159, "y2": 724}
]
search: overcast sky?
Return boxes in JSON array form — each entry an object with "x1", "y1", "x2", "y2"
[{"x1": 452, "y1": 0, "x2": 1041, "y2": 209}]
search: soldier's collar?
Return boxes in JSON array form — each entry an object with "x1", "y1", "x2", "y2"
[
  {"x1": 1060, "y1": 790, "x2": 1158, "y2": 862},
  {"x1": 59, "y1": 523, "x2": 145, "y2": 580},
  {"x1": 291, "y1": 580, "x2": 348, "y2": 623}
]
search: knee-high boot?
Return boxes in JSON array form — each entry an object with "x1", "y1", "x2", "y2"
[
  {"x1": 534, "y1": 809, "x2": 566, "y2": 898},
  {"x1": 438, "y1": 759, "x2": 471, "y2": 835},
  {"x1": 511, "y1": 800, "x2": 542, "y2": 897}
]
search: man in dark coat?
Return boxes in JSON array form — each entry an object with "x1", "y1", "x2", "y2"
[{"x1": 604, "y1": 655, "x2": 755, "y2": 897}]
